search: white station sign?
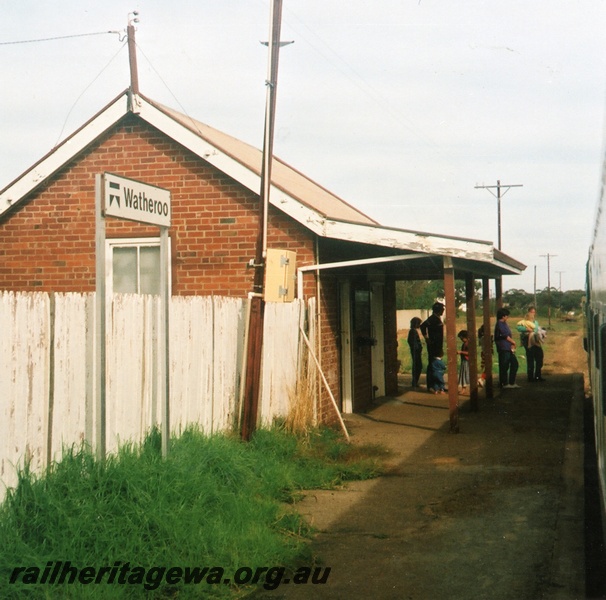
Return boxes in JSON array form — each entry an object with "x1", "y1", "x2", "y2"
[{"x1": 103, "y1": 172, "x2": 171, "y2": 227}]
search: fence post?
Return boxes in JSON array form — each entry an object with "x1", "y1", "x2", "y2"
[{"x1": 46, "y1": 292, "x2": 55, "y2": 470}]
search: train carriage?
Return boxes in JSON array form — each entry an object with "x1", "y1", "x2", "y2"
[{"x1": 586, "y1": 171, "x2": 606, "y2": 540}]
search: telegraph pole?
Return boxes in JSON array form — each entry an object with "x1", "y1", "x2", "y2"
[
  {"x1": 540, "y1": 253, "x2": 557, "y2": 327},
  {"x1": 475, "y1": 180, "x2": 523, "y2": 308},
  {"x1": 241, "y1": 0, "x2": 285, "y2": 441},
  {"x1": 474, "y1": 180, "x2": 523, "y2": 250},
  {"x1": 126, "y1": 12, "x2": 140, "y2": 95}
]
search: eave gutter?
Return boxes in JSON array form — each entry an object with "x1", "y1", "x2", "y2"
[{"x1": 319, "y1": 219, "x2": 496, "y2": 262}]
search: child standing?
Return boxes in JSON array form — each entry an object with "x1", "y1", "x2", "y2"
[
  {"x1": 457, "y1": 330, "x2": 470, "y2": 393},
  {"x1": 407, "y1": 317, "x2": 423, "y2": 388},
  {"x1": 429, "y1": 351, "x2": 447, "y2": 394}
]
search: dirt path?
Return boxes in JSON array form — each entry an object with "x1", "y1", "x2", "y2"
[{"x1": 256, "y1": 324, "x2": 588, "y2": 599}]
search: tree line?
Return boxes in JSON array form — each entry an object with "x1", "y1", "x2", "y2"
[
  {"x1": 502, "y1": 288, "x2": 584, "y2": 315},
  {"x1": 396, "y1": 281, "x2": 585, "y2": 317}
]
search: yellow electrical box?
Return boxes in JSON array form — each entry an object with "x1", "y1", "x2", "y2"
[{"x1": 265, "y1": 248, "x2": 296, "y2": 302}]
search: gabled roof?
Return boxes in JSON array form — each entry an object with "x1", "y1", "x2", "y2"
[
  {"x1": 0, "y1": 89, "x2": 375, "y2": 226},
  {"x1": 0, "y1": 89, "x2": 525, "y2": 276}
]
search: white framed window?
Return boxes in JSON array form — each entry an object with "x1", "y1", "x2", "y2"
[{"x1": 105, "y1": 237, "x2": 170, "y2": 296}]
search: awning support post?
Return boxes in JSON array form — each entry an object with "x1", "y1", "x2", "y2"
[
  {"x1": 443, "y1": 257, "x2": 459, "y2": 433},
  {"x1": 482, "y1": 278, "x2": 494, "y2": 399},
  {"x1": 465, "y1": 273, "x2": 479, "y2": 411}
]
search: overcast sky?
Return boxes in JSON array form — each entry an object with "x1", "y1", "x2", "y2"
[{"x1": 2, "y1": 1, "x2": 606, "y2": 292}]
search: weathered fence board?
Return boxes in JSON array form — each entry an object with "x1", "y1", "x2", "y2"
[
  {"x1": 50, "y1": 293, "x2": 93, "y2": 461},
  {"x1": 169, "y1": 295, "x2": 246, "y2": 434},
  {"x1": 0, "y1": 292, "x2": 313, "y2": 501},
  {"x1": 170, "y1": 295, "x2": 215, "y2": 433},
  {"x1": 107, "y1": 293, "x2": 155, "y2": 452},
  {"x1": 260, "y1": 300, "x2": 304, "y2": 425},
  {"x1": 1, "y1": 292, "x2": 49, "y2": 484},
  {"x1": 210, "y1": 296, "x2": 246, "y2": 432}
]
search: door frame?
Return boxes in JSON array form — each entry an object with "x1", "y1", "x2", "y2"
[
  {"x1": 340, "y1": 280, "x2": 354, "y2": 413},
  {"x1": 370, "y1": 281, "x2": 386, "y2": 398}
]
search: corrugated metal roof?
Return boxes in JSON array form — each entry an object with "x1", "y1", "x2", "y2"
[{"x1": 144, "y1": 95, "x2": 378, "y2": 227}]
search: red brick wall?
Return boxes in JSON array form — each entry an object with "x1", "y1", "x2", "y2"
[
  {"x1": 0, "y1": 115, "x2": 340, "y2": 418},
  {"x1": 0, "y1": 116, "x2": 318, "y2": 298},
  {"x1": 317, "y1": 274, "x2": 342, "y2": 422}
]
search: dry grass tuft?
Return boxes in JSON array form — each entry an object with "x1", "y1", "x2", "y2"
[{"x1": 285, "y1": 376, "x2": 316, "y2": 436}]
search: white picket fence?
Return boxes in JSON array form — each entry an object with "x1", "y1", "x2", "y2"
[{"x1": 0, "y1": 291, "x2": 315, "y2": 500}]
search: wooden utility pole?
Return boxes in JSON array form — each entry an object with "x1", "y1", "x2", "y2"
[
  {"x1": 475, "y1": 180, "x2": 523, "y2": 310},
  {"x1": 127, "y1": 12, "x2": 140, "y2": 95},
  {"x1": 540, "y1": 253, "x2": 557, "y2": 327},
  {"x1": 241, "y1": 0, "x2": 285, "y2": 441},
  {"x1": 474, "y1": 180, "x2": 523, "y2": 250}
]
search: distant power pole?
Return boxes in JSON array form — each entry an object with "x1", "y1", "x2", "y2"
[
  {"x1": 475, "y1": 179, "x2": 523, "y2": 307},
  {"x1": 540, "y1": 253, "x2": 557, "y2": 327},
  {"x1": 475, "y1": 180, "x2": 523, "y2": 250},
  {"x1": 556, "y1": 271, "x2": 565, "y2": 291}
]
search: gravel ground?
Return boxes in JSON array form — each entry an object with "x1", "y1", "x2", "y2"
[{"x1": 255, "y1": 326, "x2": 589, "y2": 600}]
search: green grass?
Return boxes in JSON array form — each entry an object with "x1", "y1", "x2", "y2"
[{"x1": 0, "y1": 426, "x2": 383, "y2": 599}]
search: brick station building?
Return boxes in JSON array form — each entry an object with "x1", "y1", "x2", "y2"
[{"x1": 0, "y1": 88, "x2": 525, "y2": 425}]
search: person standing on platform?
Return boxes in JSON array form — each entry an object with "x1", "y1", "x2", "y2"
[
  {"x1": 407, "y1": 317, "x2": 424, "y2": 388},
  {"x1": 421, "y1": 302, "x2": 445, "y2": 391},
  {"x1": 457, "y1": 330, "x2": 470, "y2": 393},
  {"x1": 494, "y1": 307, "x2": 520, "y2": 389},
  {"x1": 516, "y1": 306, "x2": 546, "y2": 382}
]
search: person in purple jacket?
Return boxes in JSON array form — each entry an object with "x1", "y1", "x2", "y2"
[{"x1": 494, "y1": 307, "x2": 520, "y2": 389}]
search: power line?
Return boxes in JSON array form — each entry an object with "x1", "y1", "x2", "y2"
[
  {"x1": 0, "y1": 31, "x2": 119, "y2": 46},
  {"x1": 281, "y1": 6, "x2": 440, "y2": 151},
  {"x1": 53, "y1": 42, "x2": 127, "y2": 147}
]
